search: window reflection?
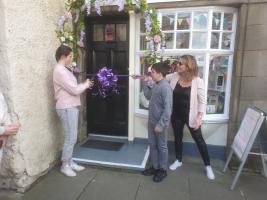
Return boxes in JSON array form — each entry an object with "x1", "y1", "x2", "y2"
[
  {"x1": 162, "y1": 15, "x2": 175, "y2": 30},
  {"x1": 207, "y1": 56, "x2": 229, "y2": 114},
  {"x1": 177, "y1": 13, "x2": 191, "y2": 30},
  {"x1": 116, "y1": 24, "x2": 127, "y2": 41},
  {"x1": 105, "y1": 24, "x2": 115, "y2": 41},
  {"x1": 93, "y1": 24, "x2": 104, "y2": 41}
]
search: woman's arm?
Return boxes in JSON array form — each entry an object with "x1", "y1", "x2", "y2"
[
  {"x1": 197, "y1": 78, "x2": 206, "y2": 114},
  {"x1": 0, "y1": 125, "x2": 19, "y2": 148},
  {"x1": 55, "y1": 70, "x2": 91, "y2": 96},
  {"x1": 194, "y1": 78, "x2": 206, "y2": 129},
  {"x1": 0, "y1": 125, "x2": 20, "y2": 136}
]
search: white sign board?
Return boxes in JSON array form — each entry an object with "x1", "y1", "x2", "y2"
[
  {"x1": 232, "y1": 108, "x2": 262, "y2": 160},
  {"x1": 224, "y1": 107, "x2": 266, "y2": 190}
]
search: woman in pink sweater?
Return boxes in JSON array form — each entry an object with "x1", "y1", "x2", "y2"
[
  {"x1": 53, "y1": 45, "x2": 93, "y2": 177},
  {"x1": 166, "y1": 55, "x2": 215, "y2": 180}
]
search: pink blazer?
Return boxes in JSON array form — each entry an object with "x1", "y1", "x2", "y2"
[{"x1": 166, "y1": 72, "x2": 206, "y2": 128}]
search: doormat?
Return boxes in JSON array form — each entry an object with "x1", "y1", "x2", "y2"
[{"x1": 81, "y1": 139, "x2": 124, "y2": 151}]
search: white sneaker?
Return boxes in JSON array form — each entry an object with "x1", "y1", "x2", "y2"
[
  {"x1": 70, "y1": 161, "x2": 85, "y2": 172},
  {"x1": 169, "y1": 160, "x2": 182, "y2": 171},
  {"x1": 206, "y1": 166, "x2": 215, "y2": 180},
  {"x1": 60, "y1": 164, "x2": 77, "y2": 177}
]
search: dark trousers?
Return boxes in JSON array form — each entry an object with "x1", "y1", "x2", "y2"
[{"x1": 171, "y1": 115, "x2": 210, "y2": 166}]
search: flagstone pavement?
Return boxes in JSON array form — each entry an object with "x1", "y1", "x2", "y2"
[{"x1": 1, "y1": 156, "x2": 267, "y2": 200}]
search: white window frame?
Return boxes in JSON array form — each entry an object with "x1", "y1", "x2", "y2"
[{"x1": 135, "y1": 6, "x2": 238, "y2": 122}]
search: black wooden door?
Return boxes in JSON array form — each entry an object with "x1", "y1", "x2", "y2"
[{"x1": 86, "y1": 15, "x2": 129, "y2": 136}]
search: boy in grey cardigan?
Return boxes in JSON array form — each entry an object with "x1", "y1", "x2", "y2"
[{"x1": 141, "y1": 62, "x2": 173, "y2": 182}]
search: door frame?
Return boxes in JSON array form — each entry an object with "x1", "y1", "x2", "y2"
[{"x1": 85, "y1": 13, "x2": 131, "y2": 138}]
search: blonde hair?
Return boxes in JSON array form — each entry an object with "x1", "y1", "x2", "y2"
[{"x1": 179, "y1": 55, "x2": 198, "y2": 81}]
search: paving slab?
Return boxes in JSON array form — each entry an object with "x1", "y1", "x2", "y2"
[
  {"x1": 237, "y1": 175, "x2": 267, "y2": 200},
  {"x1": 1, "y1": 158, "x2": 267, "y2": 200},
  {"x1": 78, "y1": 169, "x2": 140, "y2": 200},
  {"x1": 21, "y1": 167, "x2": 97, "y2": 200},
  {"x1": 0, "y1": 190, "x2": 23, "y2": 200},
  {"x1": 137, "y1": 171, "x2": 190, "y2": 200},
  {"x1": 189, "y1": 179, "x2": 246, "y2": 200}
]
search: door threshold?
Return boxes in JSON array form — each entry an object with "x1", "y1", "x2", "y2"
[
  {"x1": 73, "y1": 145, "x2": 149, "y2": 171},
  {"x1": 89, "y1": 134, "x2": 128, "y2": 140}
]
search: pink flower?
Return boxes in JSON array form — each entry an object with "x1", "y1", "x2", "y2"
[
  {"x1": 153, "y1": 35, "x2": 161, "y2": 43},
  {"x1": 77, "y1": 40, "x2": 85, "y2": 48},
  {"x1": 77, "y1": 30, "x2": 85, "y2": 48},
  {"x1": 64, "y1": 12, "x2": 72, "y2": 19},
  {"x1": 148, "y1": 66, "x2": 152, "y2": 73}
]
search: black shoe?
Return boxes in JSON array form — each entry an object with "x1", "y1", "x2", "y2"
[
  {"x1": 153, "y1": 169, "x2": 167, "y2": 182},
  {"x1": 142, "y1": 167, "x2": 157, "y2": 176}
]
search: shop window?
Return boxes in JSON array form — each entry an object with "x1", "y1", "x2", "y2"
[{"x1": 136, "y1": 7, "x2": 237, "y2": 120}]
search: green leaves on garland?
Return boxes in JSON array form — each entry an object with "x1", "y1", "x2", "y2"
[{"x1": 55, "y1": 0, "x2": 164, "y2": 64}]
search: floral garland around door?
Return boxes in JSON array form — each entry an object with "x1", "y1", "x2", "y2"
[{"x1": 55, "y1": 0, "x2": 165, "y2": 65}]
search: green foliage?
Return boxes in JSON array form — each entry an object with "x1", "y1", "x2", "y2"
[{"x1": 56, "y1": 0, "x2": 163, "y2": 65}]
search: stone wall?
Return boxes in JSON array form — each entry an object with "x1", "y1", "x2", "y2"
[
  {"x1": 228, "y1": 1, "x2": 267, "y2": 165},
  {"x1": 0, "y1": 0, "x2": 64, "y2": 192},
  {"x1": 229, "y1": 2, "x2": 267, "y2": 140}
]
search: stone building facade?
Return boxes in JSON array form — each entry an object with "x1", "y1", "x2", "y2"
[{"x1": 0, "y1": 0, "x2": 266, "y2": 191}]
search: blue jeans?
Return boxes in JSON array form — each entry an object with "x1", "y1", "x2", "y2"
[{"x1": 56, "y1": 108, "x2": 79, "y2": 162}]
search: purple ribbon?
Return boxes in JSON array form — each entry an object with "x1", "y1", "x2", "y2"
[
  {"x1": 74, "y1": 67, "x2": 145, "y2": 98},
  {"x1": 75, "y1": 72, "x2": 131, "y2": 77}
]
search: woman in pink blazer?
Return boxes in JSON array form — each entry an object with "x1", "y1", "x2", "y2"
[{"x1": 166, "y1": 55, "x2": 215, "y2": 180}]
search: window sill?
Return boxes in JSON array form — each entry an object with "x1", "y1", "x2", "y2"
[
  {"x1": 134, "y1": 111, "x2": 229, "y2": 123},
  {"x1": 202, "y1": 118, "x2": 229, "y2": 124}
]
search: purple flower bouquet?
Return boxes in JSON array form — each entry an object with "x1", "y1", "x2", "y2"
[{"x1": 93, "y1": 67, "x2": 119, "y2": 98}]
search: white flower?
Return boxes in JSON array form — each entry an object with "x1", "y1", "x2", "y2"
[
  {"x1": 107, "y1": 0, "x2": 113, "y2": 5},
  {"x1": 69, "y1": 35, "x2": 73, "y2": 41},
  {"x1": 72, "y1": 62, "x2": 77, "y2": 67},
  {"x1": 149, "y1": 9, "x2": 153, "y2": 14},
  {"x1": 117, "y1": 0, "x2": 124, "y2": 11},
  {"x1": 60, "y1": 37, "x2": 66, "y2": 42}
]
